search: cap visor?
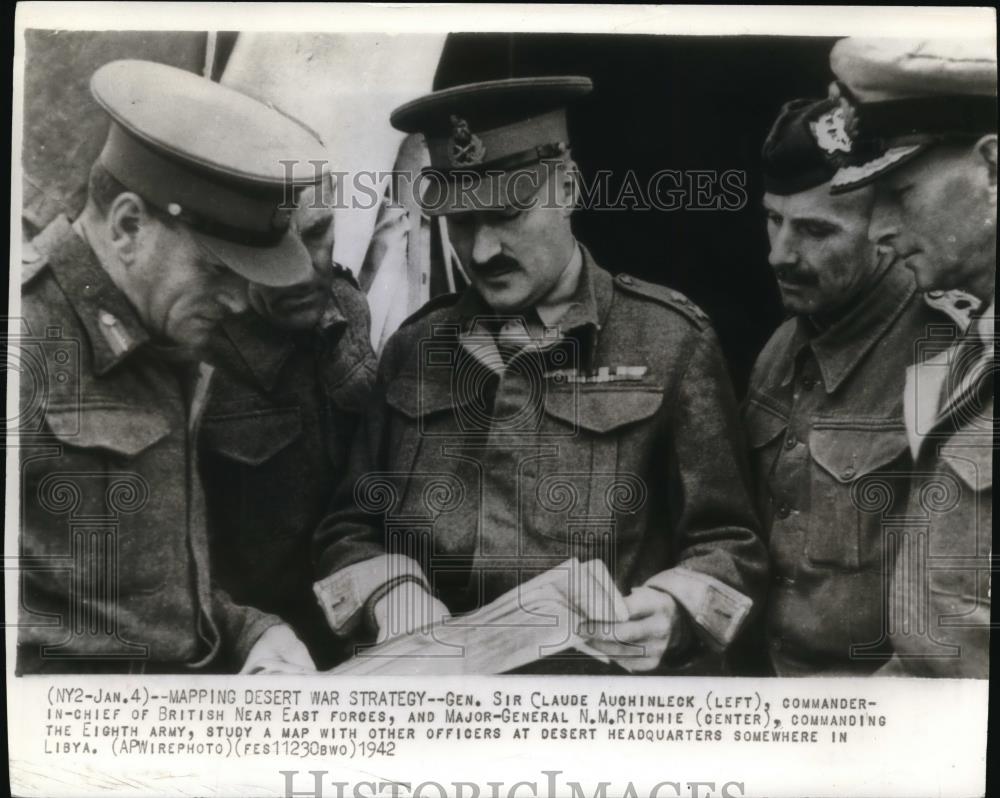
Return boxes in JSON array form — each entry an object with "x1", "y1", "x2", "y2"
[
  {"x1": 194, "y1": 229, "x2": 313, "y2": 288},
  {"x1": 829, "y1": 144, "x2": 928, "y2": 194},
  {"x1": 419, "y1": 161, "x2": 557, "y2": 216}
]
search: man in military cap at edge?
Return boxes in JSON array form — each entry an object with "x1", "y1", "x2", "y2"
[
  {"x1": 16, "y1": 60, "x2": 327, "y2": 674},
  {"x1": 744, "y1": 97, "x2": 959, "y2": 676},
  {"x1": 311, "y1": 77, "x2": 768, "y2": 673},
  {"x1": 828, "y1": 38, "x2": 996, "y2": 678}
]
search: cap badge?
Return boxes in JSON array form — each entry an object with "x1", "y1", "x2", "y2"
[
  {"x1": 449, "y1": 115, "x2": 487, "y2": 167},
  {"x1": 809, "y1": 107, "x2": 853, "y2": 155}
]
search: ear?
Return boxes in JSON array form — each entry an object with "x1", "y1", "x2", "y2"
[
  {"x1": 973, "y1": 134, "x2": 997, "y2": 186},
  {"x1": 106, "y1": 192, "x2": 150, "y2": 267},
  {"x1": 558, "y1": 156, "x2": 580, "y2": 217}
]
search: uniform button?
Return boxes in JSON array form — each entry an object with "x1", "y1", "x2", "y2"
[
  {"x1": 784, "y1": 435, "x2": 797, "y2": 450},
  {"x1": 801, "y1": 377, "x2": 815, "y2": 390},
  {"x1": 771, "y1": 638, "x2": 783, "y2": 651},
  {"x1": 841, "y1": 467, "x2": 856, "y2": 480},
  {"x1": 99, "y1": 311, "x2": 117, "y2": 327},
  {"x1": 775, "y1": 503, "x2": 791, "y2": 519}
]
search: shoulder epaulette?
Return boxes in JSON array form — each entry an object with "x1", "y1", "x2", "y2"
[
  {"x1": 398, "y1": 291, "x2": 462, "y2": 328},
  {"x1": 614, "y1": 273, "x2": 710, "y2": 329}
]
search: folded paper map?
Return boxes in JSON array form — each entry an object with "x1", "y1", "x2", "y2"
[{"x1": 330, "y1": 558, "x2": 629, "y2": 675}]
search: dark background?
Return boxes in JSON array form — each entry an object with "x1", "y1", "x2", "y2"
[
  {"x1": 21, "y1": 31, "x2": 838, "y2": 394},
  {"x1": 436, "y1": 34, "x2": 839, "y2": 393}
]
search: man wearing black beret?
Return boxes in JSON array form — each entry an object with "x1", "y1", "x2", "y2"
[{"x1": 744, "y1": 97, "x2": 957, "y2": 675}]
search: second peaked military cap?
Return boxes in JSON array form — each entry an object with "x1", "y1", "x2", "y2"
[
  {"x1": 90, "y1": 60, "x2": 331, "y2": 286},
  {"x1": 827, "y1": 38, "x2": 998, "y2": 193},
  {"x1": 390, "y1": 76, "x2": 593, "y2": 215}
]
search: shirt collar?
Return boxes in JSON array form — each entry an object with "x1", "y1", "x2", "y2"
[
  {"x1": 536, "y1": 244, "x2": 585, "y2": 329},
  {"x1": 215, "y1": 293, "x2": 349, "y2": 391},
  {"x1": 42, "y1": 215, "x2": 150, "y2": 376},
  {"x1": 780, "y1": 264, "x2": 916, "y2": 394}
]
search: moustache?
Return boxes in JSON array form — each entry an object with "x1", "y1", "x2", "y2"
[{"x1": 471, "y1": 254, "x2": 521, "y2": 274}]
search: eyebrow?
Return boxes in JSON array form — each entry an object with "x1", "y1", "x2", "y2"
[{"x1": 761, "y1": 205, "x2": 841, "y2": 228}]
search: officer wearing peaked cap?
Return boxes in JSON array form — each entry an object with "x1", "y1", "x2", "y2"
[
  {"x1": 17, "y1": 60, "x2": 329, "y2": 674},
  {"x1": 829, "y1": 39, "x2": 996, "y2": 678},
  {"x1": 312, "y1": 77, "x2": 767, "y2": 674},
  {"x1": 745, "y1": 97, "x2": 960, "y2": 676}
]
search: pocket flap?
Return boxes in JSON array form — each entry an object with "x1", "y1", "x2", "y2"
[
  {"x1": 810, "y1": 425, "x2": 909, "y2": 483},
  {"x1": 744, "y1": 401, "x2": 788, "y2": 449},
  {"x1": 45, "y1": 406, "x2": 171, "y2": 457},
  {"x1": 201, "y1": 407, "x2": 302, "y2": 465},
  {"x1": 544, "y1": 387, "x2": 663, "y2": 433},
  {"x1": 940, "y1": 441, "x2": 993, "y2": 491},
  {"x1": 385, "y1": 374, "x2": 480, "y2": 420}
]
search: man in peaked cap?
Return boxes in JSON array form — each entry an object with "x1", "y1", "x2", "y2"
[
  {"x1": 17, "y1": 59, "x2": 330, "y2": 674},
  {"x1": 744, "y1": 97, "x2": 960, "y2": 676},
  {"x1": 311, "y1": 77, "x2": 767, "y2": 674},
  {"x1": 829, "y1": 38, "x2": 996, "y2": 678}
]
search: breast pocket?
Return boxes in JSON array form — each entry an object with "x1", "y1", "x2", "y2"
[
  {"x1": 533, "y1": 386, "x2": 663, "y2": 551},
  {"x1": 807, "y1": 424, "x2": 910, "y2": 569},
  {"x1": 36, "y1": 405, "x2": 173, "y2": 594},
  {"x1": 200, "y1": 407, "x2": 303, "y2": 467},
  {"x1": 199, "y1": 406, "x2": 305, "y2": 543}
]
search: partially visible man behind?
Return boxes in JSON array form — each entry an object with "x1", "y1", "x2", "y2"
[
  {"x1": 745, "y1": 97, "x2": 956, "y2": 675},
  {"x1": 200, "y1": 173, "x2": 377, "y2": 670},
  {"x1": 830, "y1": 38, "x2": 996, "y2": 678},
  {"x1": 16, "y1": 60, "x2": 326, "y2": 674}
]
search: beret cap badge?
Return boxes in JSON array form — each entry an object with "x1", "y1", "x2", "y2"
[
  {"x1": 809, "y1": 106, "x2": 853, "y2": 155},
  {"x1": 448, "y1": 114, "x2": 487, "y2": 168}
]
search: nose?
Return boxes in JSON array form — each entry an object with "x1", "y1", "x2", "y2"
[
  {"x1": 215, "y1": 274, "x2": 249, "y2": 315},
  {"x1": 767, "y1": 222, "x2": 798, "y2": 269},
  {"x1": 471, "y1": 219, "x2": 502, "y2": 265}
]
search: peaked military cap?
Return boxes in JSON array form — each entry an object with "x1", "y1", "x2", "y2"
[
  {"x1": 390, "y1": 76, "x2": 593, "y2": 215},
  {"x1": 762, "y1": 98, "x2": 852, "y2": 194},
  {"x1": 827, "y1": 38, "x2": 998, "y2": 193},
  {"x1": 90, "y1": 59, "x2": 331, "y2": 286}
]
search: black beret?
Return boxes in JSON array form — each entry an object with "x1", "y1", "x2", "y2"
[{"x1": 761, "y1": 97, "x2": 851, "y2": 195}]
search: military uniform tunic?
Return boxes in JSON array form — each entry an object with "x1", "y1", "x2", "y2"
[
  {"x1": 744, "y1": 265, "x2": 959, "y2": 675},
  {"x1": 17, "y1": 216, "x2": 280, "y2": 673},
  {"x1": 199, "y1": 274, "x2": 376, "y2": 667},
  {"x1": 313, "y1": 247, "x2": 768, "y2": 670},
  {"x1": 880, "y1": 300, "x2": 993, "y2": 678}
]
